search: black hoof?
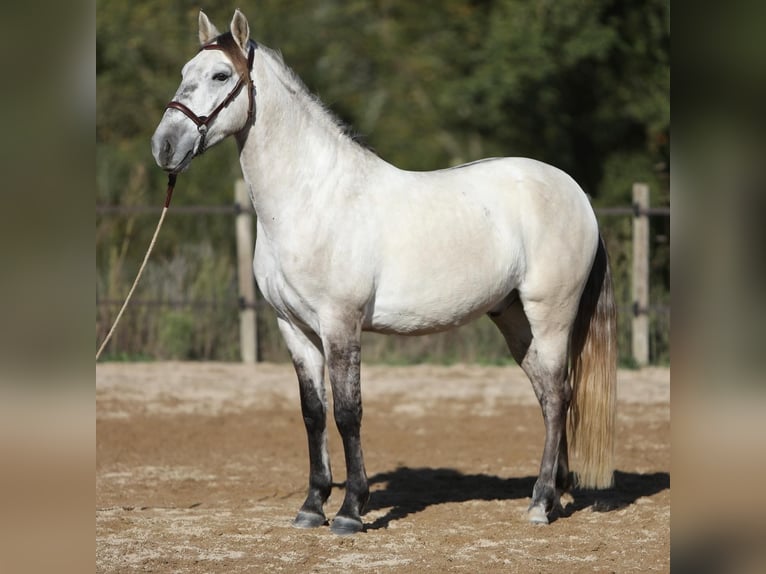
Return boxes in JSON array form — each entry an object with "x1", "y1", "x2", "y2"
[
  {"x1": 330, "y1": 515, "x2": 364, "y2": 535},
  {"x1": 292, "y1": 510, "x2": 328, "y2": 529}
]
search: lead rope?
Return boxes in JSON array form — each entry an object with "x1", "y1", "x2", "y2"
[{"x1": 96, "y1": 174, "x2": 177, "y2": 361}]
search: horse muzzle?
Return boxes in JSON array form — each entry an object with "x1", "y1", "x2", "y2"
[{"x1": 151, "y1": 123, "x2": 199, "y2": 174}]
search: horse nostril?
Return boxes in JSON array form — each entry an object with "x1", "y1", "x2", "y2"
[{"x1": 151, "y1": 128, "x2": 179, "y2": 169}]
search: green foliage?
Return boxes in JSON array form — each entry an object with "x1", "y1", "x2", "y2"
[
  {"x1": 157, "y1": 310, "x2": 196, "y2": 358},
  {"x1": 97, "y1": 0, "x2": 670, "y2": 362}
]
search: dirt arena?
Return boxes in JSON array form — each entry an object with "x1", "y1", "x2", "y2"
[{"x1": 96, "y1": 362, "x2": 669, "y2": 572}]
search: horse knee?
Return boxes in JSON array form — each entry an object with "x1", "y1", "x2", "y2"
[
  {"x1": 327, "y1": 340, "x2": 361, "y2": 378},
  {"x1": 299, "y1": 389, "x2": 326, "y2": 432},
  {"x1": 333, "y1": 401, "x2": 362, "y2": 435},
  {"x1": 326, "y1": 340, "x2": 363, "y2": 433}
]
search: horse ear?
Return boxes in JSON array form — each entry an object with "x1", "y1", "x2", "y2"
[
  {"x1": 199, "y1": 11, "x2": 220, "y2": 45},
  {"x1": 230, "y1": 9, "x2": 250, "y2": 52}
]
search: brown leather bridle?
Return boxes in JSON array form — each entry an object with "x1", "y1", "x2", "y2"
[{"x1": 165, "y1": 35, "x2": 256, "y2": 154}]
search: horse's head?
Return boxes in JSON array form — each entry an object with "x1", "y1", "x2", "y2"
[{"x1": 151, "y1": 10, "x2": 255, "y2": 173}]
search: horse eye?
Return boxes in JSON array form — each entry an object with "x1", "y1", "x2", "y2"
[{"x1": 213, "y1": 72, "x2": 229, "y2": 82}]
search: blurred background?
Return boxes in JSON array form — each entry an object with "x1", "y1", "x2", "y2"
[{"x1": 96, "y1": 0, "x2": 670, "y2": 365}]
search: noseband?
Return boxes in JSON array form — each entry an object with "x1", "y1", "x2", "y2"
[{"x1": 165, "y1": 37, "x2": 256, "y2": 153}]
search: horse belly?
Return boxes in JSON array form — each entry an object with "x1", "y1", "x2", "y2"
[
  {"x1": 367, "y1": 233, "x2": 520, "y2": 335},
  {"x1": 367, "y1": 294, "x2": 503, "y2": 335}
]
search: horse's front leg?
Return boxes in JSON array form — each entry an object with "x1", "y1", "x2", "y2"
[
  {"x1": 324, "y1": 331, "x2": 368, "y2": 535},
  {"x1": 278, "y1": 319, "x2": 332, "y2": 528}
]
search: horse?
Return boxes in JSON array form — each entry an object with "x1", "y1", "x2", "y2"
[{"x1": 151, "y1": 9, "x2": 617, "y2": 535}]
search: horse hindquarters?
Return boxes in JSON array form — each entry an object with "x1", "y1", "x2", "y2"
[
  {"x1": 489, "y1": 297, "x2": 573, "y2": 523},
  {"x1": 488, "y1": 238, "x2": 616, "y2": 523}
]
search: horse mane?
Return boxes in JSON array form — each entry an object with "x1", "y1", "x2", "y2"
[{"x1": 257, "y1": 43, "x2": 373, "y2": 151}]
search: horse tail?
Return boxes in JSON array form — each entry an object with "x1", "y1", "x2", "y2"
[{"x1": 568, "y1": 234, "x2": 618, "y2": 489}]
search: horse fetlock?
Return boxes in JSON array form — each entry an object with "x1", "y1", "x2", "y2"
[
  {"x1": 531, "y1": 482, "x2": 558, "y2": 513},
  {"x1": 315, "y1": 479, "x2": 333, "y2": 503},
  {"x1": 305, "y1": 482, "x2": 331, "y2": 509},
  {"x1": 346, "y1": 474, "x2": 369, "y2": 510},
  {"x1": 330, "y1": 495, "x2": 367, "y2": 536},
  {"x1": 334, "y1": 480, "x2": 368, "y2": 529},
  {"x1": 556, "y1": 469, "x2": 574, "y2": 493},
  {"x1": 339, "y1": 490, "x2": 367, "y2": 517},
  {"x1": 334, "y1": 489, "x2": 365, "y2": 530}
]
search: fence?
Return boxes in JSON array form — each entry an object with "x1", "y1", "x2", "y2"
[{"x1": 97, "y1": 180, "x2": 670, "y2": 365}]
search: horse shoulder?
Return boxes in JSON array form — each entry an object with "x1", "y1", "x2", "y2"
[{"x1": 255, "y1": 204, "x2": 377, "y2": 325}]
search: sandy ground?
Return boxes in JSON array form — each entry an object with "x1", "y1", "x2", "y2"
[{"x1": 96, "y1": 362, "x2": 669, "y2": 572}]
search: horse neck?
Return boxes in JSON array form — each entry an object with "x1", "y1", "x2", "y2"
[{"x1": 237, "y1": 51, "x2": 375, "y2": 232}]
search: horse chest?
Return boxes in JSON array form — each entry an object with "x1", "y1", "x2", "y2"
[
  {"x1": 253, "y1": 233, "x2": 370, "y2": 329},
  {"x1": 253, "y1": 239, "x2": 308, "y2": 318}
]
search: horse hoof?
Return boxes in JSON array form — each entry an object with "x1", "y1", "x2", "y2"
[
  {"x1": 292, "y1": 510, "x2": 327, "y2": 529},
  {"x1": 527, "y1": 505, "x2": 549, "y2": 525},
  {"x1": 330, "y1": 516, "x2": 364, "y2": 535}
]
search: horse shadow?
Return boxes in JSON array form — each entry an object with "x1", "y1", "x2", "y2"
[{"x1": 362, "y1": 466, "x2": 669, "y2": 530}]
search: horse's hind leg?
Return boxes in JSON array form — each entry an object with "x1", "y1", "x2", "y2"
[
  {"x1": 278, "y1": 318, "x2": 332, "y2": 528},
  {"x1": 489, "y1": 296, "x2": 573, "y2": 524}
]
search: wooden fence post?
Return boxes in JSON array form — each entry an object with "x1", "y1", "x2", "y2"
[
  {"x1": 632, "y1": 183, "x2": 650, "y2": 366},
  {"x1": 235, "y1": 179, "x2": 259, "y2": 363}
]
